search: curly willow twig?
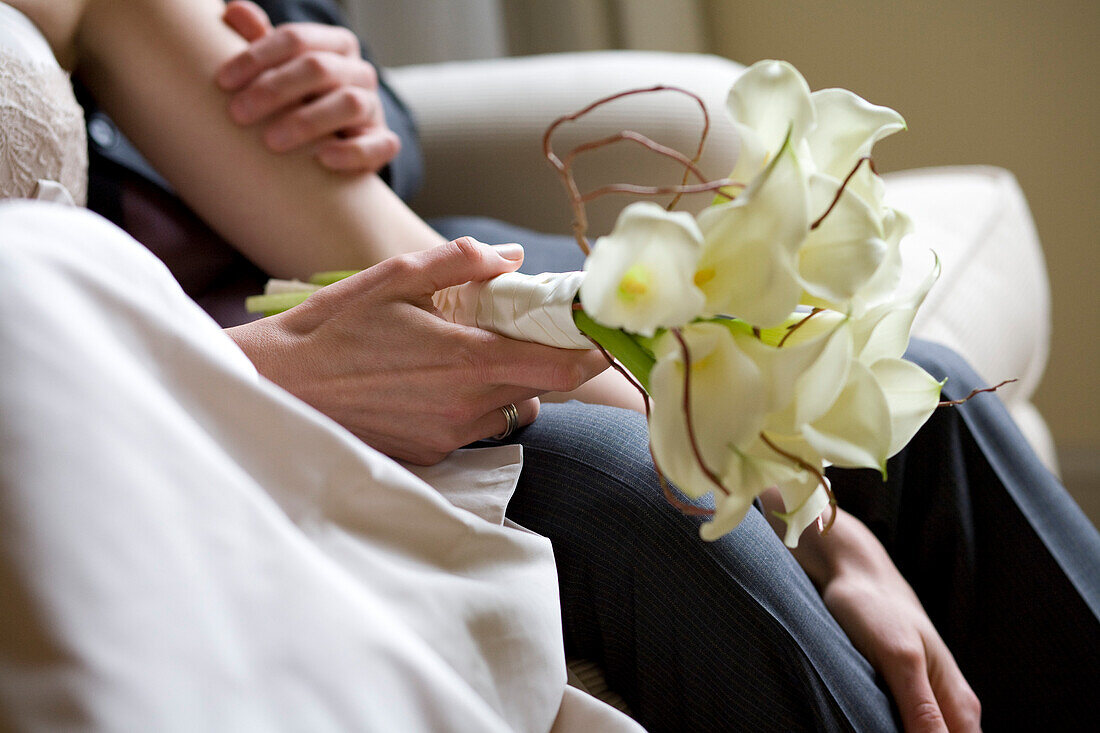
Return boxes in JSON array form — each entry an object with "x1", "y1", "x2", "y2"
[
  {"x1": 542, "y1": 85, "x2": 740, "y2": 255},
  {"x1": 938, "y1": 379, "x2": 1017, "y2": 407},
  {"x1": 670, "y1": 329, "x2": 731, "y2": 497}
]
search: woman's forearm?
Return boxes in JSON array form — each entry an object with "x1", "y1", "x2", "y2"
[{"x1": 75, "y1": 0, "x2": 444, "y2": 278}]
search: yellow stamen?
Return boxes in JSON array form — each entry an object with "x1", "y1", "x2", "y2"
[
  {"x1": 618, "y1": 264, "x2": 650, "y2": 302},
  {"x1": 694, "y1": 268, "x2": 716, "y2": 288}
]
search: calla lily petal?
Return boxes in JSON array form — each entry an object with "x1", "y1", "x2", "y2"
[
  {"x1": 802, "y1": 360, "x2": 892, "y2": 472},
  {"x1": 649, "y1": 323, "x2": 766, "y2": 499},
  {"x1": 808, "y1": 88, "x2": 906, "y2": 181},
  {"x1": 786, "y1": 315, "x2": 855, "y2": 430},
  {"x1": 727, "y1": 60, "x2": 816, "y2": 184},
  {"x1": 854, "y1": 249, "x2": 940, "y2": 364},
  {"x1": 700, "y1": 491, "x2": 758, "y2": 542},
  {"x1": 870, "y1": 357, "x2": 945, "y2": 457},
  {"x1": 729, "y1": 311, "x2": 851, "y2": 427},
  {"x1": 844, "y1": 161, "x2": 889, "y2": 215},
  {"x1": 799, "y1": 173, "x2": 887, "y2": 303},
  {"x1": 580, "y1": 201, "x2": 706, "y2": 336},
  {"x1": 850, "y1": 207, "x2": 913, "y2": 315},
  {"x1": 697, "y1": 137, "x2": 809, "y2": 328},
  {"x1": 722, "y1": 434, "x2": 825, "y2": 546},
  {"x1": 774, "y1": 481, "x2": 830, "y2": 548}
]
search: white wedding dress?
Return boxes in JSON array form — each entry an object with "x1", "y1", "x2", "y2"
[
  {"x1": 0, "y1": 3, "x2": 85, "y2": 205},
  {"x1": 0, "y1": 3, "x2": 638, "y2": 730}
]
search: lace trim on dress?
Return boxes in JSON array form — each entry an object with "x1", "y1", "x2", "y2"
[{"x1": 0, "y1": 48, "x2": 88, "y2": 206}]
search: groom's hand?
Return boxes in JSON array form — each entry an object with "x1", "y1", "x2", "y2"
[
  {"x1": 216, "y1": 0, "x2": 400, "y2": 173},
  {"x1": 227, "y1": 239, "x2": 609, "y2": 465},
  {"x1": 770, "y1": 497, "x2": 984, "y2": 733}
]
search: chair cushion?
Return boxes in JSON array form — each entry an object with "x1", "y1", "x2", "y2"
[{"x1": 884, "y1": 165, "x2": 1056, "y2": 470}]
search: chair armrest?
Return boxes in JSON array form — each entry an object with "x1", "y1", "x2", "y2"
[{"x1": 386, "y1": 51, "x2": 745, "y2": 237}]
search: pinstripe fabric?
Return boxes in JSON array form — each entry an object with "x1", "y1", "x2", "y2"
[
  {"x1": 502, "y1": 405, "x2": 891, "y2": 732},
  {"x1": 498, "y1": 340, "x2": 1100, "y2": 732}
]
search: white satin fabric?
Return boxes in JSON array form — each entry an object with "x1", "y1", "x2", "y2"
[
  {"x1": 433, "y1": 271, "x2": 591, "y2": 350},
  {"x1": 0, "y1": 202, "x2": 642, "y2": 732}
]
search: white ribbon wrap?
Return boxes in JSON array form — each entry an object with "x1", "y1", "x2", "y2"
[{"x1": 433, "y1": 271, "x2": 592, "y2": 349}]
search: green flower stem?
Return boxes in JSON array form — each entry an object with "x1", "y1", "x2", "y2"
[
  {"x1": 572, "y1": 307, "x2": 656, "y2": 393},
  {"x1": 244, "y1": 291, "x2": 313, "y2": 316},
  {"x1": 309, "y1": 270, "x2": 360, "y2": 286},
  {"x1": 246, "y1": 271, "x2": 360, "y2": 316}
]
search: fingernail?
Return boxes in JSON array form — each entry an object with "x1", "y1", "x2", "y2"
[{"x1": 491, "y1": 243, "x2": 524, "y2": 261}]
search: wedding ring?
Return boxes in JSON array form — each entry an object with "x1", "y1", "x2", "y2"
[{"x1": 492, "y1": 403, "x2": 520, "y2": 440}]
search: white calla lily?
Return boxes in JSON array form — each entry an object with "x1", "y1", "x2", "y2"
[
  {"x1": 807, "y1": 88, "x2": 906, "y2": 181},
  {"x1": 697, "y1": 137, "x2": 810, "y2": 328},
  {"x1": 801, "y1": 359, "x2": 892, "y2": 472},
  {"x1": 726, "y1": 311, "x2": 852, "y2": 430},
  {"x1": 719, "y1": 433, "x2": 827, "y2": 546},
  {"x1": 649, "y1": 323, "x2": 767, "y2": 500},
  {"x1": 700, "y1": 491, "x2": 759, "y2": 543},
  {"x1": 580, "y1": 201, "x2": 706, "y2": 336},
  {"x1": 758, "y1": 311, "x2": 856, "y2": 435},
  {"x1": 774, "y1": 482, "x2": 831, "y2": 548},
  {"x1": 845, "y1": 206, "x2": 914, "y2": 315},
  {"x1": 871, "y1": 358, "x2": 946, "y2": 458},
  {"x1": 799, "y1": 173, "x2": 888, "y2": 304},
  {"x1": 853, "y1": 249, "x2": 940, "y2": 364},
  {"x1": 726, "y1": 60, "x2": 816, "y2": 185}
]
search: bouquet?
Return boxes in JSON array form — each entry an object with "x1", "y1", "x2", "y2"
[{"x1": 249, "y1": 60, "x2": 1001, "y2": 547}]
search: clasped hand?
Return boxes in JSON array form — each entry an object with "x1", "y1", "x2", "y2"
[
  {"x1": 228, "y1": 239, "x2": 608, "y2": 465},
  {"x1": 217, "y1": 0, "x2": 399, "y2": 173}
]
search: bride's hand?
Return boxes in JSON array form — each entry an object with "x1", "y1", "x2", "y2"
[
  {"x1": 215, "y1": 0, "x2": 400, "y2": 173},
  {"x1": 226, "y1": 238, "x2": 608, "y2": 465}
]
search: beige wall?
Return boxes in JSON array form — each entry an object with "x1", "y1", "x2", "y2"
[{"x1": 702, "y1": 0, "x2": 1100, "y2": 504}]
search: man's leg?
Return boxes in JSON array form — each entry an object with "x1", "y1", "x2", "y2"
[
  {"x1": 833, "y1": 340, "x2": 1100, "y2": 729},
  {"x1": 505, "y1": 401, "x2": 897, "y2": 732},
  {"x1": 506, "y1": 342, "x2": 1100, "y2": 731}
]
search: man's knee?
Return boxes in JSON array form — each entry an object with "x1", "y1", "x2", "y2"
[{"x1": 905, "y1": 338, "x2": 985, "y2": 401}]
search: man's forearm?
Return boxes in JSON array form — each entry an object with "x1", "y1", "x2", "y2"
[{"x1": 758, "y1": 487, "x2": 877, "y2": 588}]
